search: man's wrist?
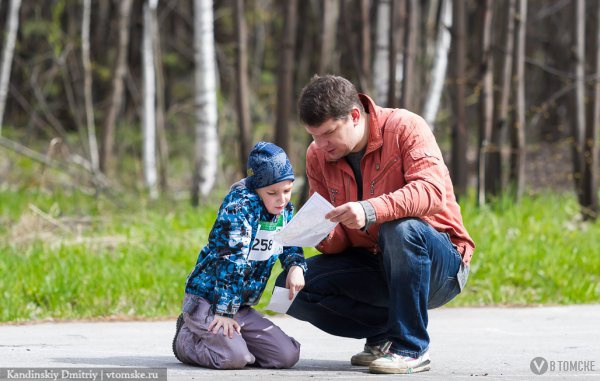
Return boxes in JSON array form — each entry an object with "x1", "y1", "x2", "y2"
[{"x1": 358, "y1": 200, "x2": 376, "y2": 230}]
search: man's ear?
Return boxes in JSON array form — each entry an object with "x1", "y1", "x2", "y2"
[{"x1": 350, "y1": 108, "x2": 361, "y2": 125}]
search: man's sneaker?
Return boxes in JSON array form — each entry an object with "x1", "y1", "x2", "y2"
[
  {"x1": 350, "y1": 342, "x2": 391, "y2": 366},
  {"x1": 369, "y1": 350, "x2": 431, "y2": 374},
  {"x1": 172, "y1": 314, "x2": 184, "y2": 363}
]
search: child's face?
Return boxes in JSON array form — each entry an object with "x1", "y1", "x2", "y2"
[{"x1": 255, "y1": 180, "x2": 293, "y2": 215}]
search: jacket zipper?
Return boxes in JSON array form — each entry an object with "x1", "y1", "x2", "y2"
[
  {"x1": 329, "y1": 188, "x2": 338, "y2": 204},
  {"x1": 370, "y1": 156, "x2": 399, "y2": 195}
]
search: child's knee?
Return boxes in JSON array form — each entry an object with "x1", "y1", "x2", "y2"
[
  {"x1": 267, "y1": 338, "x2": 301, "y2": 368},
  {"x1": 277, "y1": 346, "x2": 300, "y2": 368},
  {"x1": 211, "y1": 345, "x2": 255, "y2": 369},
  {"x1": 177, "y1": 328, "x2": 255, "y2": 369}
]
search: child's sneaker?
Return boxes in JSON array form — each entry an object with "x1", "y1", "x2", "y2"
[
  {"x1": 172, "y1": 314, "x2": 184, "y2": 363},
  {"x1": 368, "y1": 350, "x2": 431, "y2": 374},
  {"x1": 350, "y1": 342, "x2": 391, "y2": 366}
]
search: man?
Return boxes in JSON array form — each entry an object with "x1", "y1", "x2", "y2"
[{"x1": 275, "y1": 75, "x2": 475, "y2": 374}]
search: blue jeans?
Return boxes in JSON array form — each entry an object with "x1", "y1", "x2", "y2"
[{"x1": 275, "y1": 218, "x2": 463, "y2": 358}]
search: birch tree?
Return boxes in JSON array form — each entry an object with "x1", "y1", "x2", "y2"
[
  {"x1": 450, "y1": 0, "x2": 467, "y2": 197},
  {"x1": 319, "y1": 0, "x2": 339, "y2": 74},
  {"x1": 0, "y1": 0, "x2": 21, "y2": 136},
  {"x1": 142, "y1": 0, "x2": 158, "y2": 199},
  {"x1": 387, "y1": 0, "x2": 400, "y2": 108},
  {"x1": 274, "y1": 0, "x2": 297, "y2": 152},
  {"x1": 373, "y1": 0, "x2": 391, "y2": 105},
  {"x1": 478, "y1": 0, "x2": 494, "y2": 205},
  {"x1": 360, "y1": 0, "x2": 371, "y2": 92},
  {"x1": 488, "y1": 0, "x2": 516, "y2": 197},
  {"x1": 401, "y1": 0, "x2": 418, "y2": 110},
  {"x1": 82, "y1": 0, "x2": 100, "y2": 172},
  {"x1": 422, "y1": 0, "x2": 452, "y2": 129},
  {"x1": 152, "y1": 0, "x2": 169, "y2": 191},
  {"x1": 509, "y1": 0, "x2": 527, "y2": 200},
  {"x1": 101, "y1": 0, "x2": 133, "y2": 174},
  {"x1": 235, "y1": 0, "x2": 251, "y2": 174},
  {"x1": 191, "y1": 0, "x2": 218, "y2": 205},
  {"x1": 572, "y1": 0, "x2": 585, "y2": 205},
  {"x1": 581, "y1": 0, "x2": 599, "y2": 220}
]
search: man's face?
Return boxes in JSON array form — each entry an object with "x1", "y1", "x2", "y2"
[{"x1": 305, "y1": 109, "x2": 360, "y2": 161}]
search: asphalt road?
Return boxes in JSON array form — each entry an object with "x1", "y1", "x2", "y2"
[{"x1": 1, "y1": 305, "x2": 599, "y2": 380}]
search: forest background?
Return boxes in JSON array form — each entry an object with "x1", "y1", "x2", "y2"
[{"x1": 0, "y1": 0, "x2": 598, "y2": 322}]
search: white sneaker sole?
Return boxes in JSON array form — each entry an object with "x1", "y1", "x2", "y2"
[{"x1": 369, "y1": 360, "x2": 431, "y2": 374}]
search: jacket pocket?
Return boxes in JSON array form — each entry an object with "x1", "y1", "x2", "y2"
[
  {"x1": 368, "y1": 154, "x2": 401, "y2": 196},
  {"x1": 408, "y1": 149, "x2": 441, "y2": 172}
]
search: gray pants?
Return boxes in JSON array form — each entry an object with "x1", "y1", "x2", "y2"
[{"x1": 175, "y1": 294, "x2": 301, "y2": 369}]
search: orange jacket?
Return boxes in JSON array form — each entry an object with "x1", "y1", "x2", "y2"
[{"x1": 306, "y1": 94, "x2": 475, "y2": 264}]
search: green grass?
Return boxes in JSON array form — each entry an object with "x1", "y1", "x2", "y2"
[
  {"x1": 1, "y1": 186, "x2": 599, "y2": 323},
  {"x1": 0, "y1": 188, "x2": 214, "y2": 322},
  {"x1": 452, "y1": 192, "x2": 600, "y2": 306}
]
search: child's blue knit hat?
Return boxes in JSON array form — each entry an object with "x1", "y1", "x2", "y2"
[{"x1": 246, "y1": 142, "x2": 295, "y2": 190}]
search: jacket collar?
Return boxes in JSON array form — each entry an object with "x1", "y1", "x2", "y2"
[{"x1": 359, "y1": 94, "x2": 383, "y2": 156}]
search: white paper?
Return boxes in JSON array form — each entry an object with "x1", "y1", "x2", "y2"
[
  {"x1": 265, "y1": 286, "x2": 296, "y2": 314},
  {"x1": 274, "y1": 192, "x2": 338, "y2": 247}
]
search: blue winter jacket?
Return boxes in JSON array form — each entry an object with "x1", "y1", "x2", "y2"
[{"x1": 185, "y1": 179, "x2": 307, "y2": 316}]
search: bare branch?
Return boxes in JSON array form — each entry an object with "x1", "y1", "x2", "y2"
[{"x1": 0, "y1": 136, "x2": 116, "y2": 194}]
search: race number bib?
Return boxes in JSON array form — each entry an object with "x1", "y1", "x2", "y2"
[{"x1": 247, "y1": 215, "x2": 284, "y2": 261}]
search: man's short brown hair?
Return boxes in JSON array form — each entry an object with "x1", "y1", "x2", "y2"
[{"x1": 297, "y1": 75, "x2": 364, "y2": 126}]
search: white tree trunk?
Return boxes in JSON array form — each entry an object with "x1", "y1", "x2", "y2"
[
  {"x1": 0, "y1": 0, "x2": 21, "y2": 136},
  {"x1": 574, "y1": 0, "x2": 585, "y2": 153},
  {"x1": 422, "y1": 0, "x2": 452, "y2": 129},
  {"x1": 193, "y1": 0, "x2": 218, "y2": 197},
  {"x1": 142, "y1": 0, "x2": 158, "y2": 199},
  {"x1": 82, "y1": 0, "x2": 100, "y2": 171},
  {"x1": 151, "y1": 0, "x2": 168, "y2": 190},
  {"x1": 511, "y1": 0, "x2": 527, "y2": 199},
  {"x1": 373, "y1": 0, "x2": 391, "y2": 105},
  {"x1": 101, "y1": 0, "x2": 133, "y2": 173},
  {"x1": 319, "y1": 0, "x2": 339, "y2": 73}
]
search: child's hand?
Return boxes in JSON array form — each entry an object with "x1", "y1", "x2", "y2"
[
  {"x1": 285, "y1": 265, "x2": 305, "y2": 300},
  {"x1": 208, "y1": 315, "x2": 241, "y2": 339}
]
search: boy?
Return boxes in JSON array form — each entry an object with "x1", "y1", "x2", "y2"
[{"x1": 173, "y1": 142, "x2": 307, "y2": 369}]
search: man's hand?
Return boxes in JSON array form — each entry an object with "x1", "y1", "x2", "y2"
[
  {"x1": 208, "y1": 315, "x2": 241, "y2": 338},
  {"x1": 285, "y1": 265, "x2": 305, "y2": 300},
  {"x1": 325, "y1": 202, "x2": 366, "y2": 230}
]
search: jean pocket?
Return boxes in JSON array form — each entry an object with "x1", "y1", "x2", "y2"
[{"x1": 428, "y1": 276, "x2": 461, "y2": 309}]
